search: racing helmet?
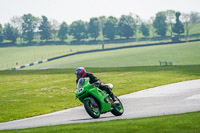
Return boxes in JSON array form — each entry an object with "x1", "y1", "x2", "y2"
[{"x1": 75, "y1": 67, "x2": 86, "y2": 78}]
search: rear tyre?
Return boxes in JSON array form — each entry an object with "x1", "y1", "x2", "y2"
[
  {"x1": 111, "y1": 97, "x2": 124, "y2": 116},
  {"x1": 84, "y1": 99, "x2": 100, "y2": 119}
]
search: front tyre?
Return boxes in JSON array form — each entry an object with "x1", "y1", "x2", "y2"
[
  {"x1": 111, "y1": 97, "x2": 124, "y2": 116},
  {"x1": 84, "y1": 99, "x2": 100, "y2": 119}
]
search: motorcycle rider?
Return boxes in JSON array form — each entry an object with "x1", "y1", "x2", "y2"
[{"x1": 75, "y1": 67, "x2": 117, "y2": 104}]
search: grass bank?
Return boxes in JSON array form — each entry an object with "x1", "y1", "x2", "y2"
[
  {"x1": 26, "y1": 41, "x2": 200, "y2": 69},
  {"x1": 0, "y1": 40, "x2": 166, "y2": 70},
  {"x1": 0, "y1": 65, "x2": 200, "y2": 122}
]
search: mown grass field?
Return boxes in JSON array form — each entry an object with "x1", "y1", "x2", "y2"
[
  {"x1": 0, "y1": 65, "x2": 200, "y2": 123},
  {"x1": 0, "y1": 40, "x2": 169, "y2": 70},
  {"x1": 2, "y1": 111, "x2": 200, "y2": 133},
  {"x1": 1, "y1": 40, "x2": 200, "y2": 70},
  {"x1": 26, "y1": 41, "x2": 200, "y2": 69}
]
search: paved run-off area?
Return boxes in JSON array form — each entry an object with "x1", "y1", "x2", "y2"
[{"x1": 0, "y1": 79, "x2": 200, "y2": 130}]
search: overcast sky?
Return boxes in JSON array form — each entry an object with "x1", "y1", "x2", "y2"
[{"x1": 0, "y1": 0, "x2": 200, "y2": 25}]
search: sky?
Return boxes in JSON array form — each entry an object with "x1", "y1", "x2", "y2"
[{"x1": 0, "y1": 0, "x2": 200, "y2": 25}]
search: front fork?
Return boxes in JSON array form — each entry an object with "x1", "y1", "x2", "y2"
[{"x1": 89, "y1": 96, "x2": 98, "y2": 107}]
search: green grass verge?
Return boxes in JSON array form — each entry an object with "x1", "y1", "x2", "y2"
[
  {"x1": 26, "y1": 41, "x2": 200, "y2": 69},
  {"x1": 0, "y1": 65, "x2": 200, "y2": 123},
  {"x1": 2, "y1": 111, "x2": 200, "y2": 133}
]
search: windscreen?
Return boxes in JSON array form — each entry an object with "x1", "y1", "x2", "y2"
[{"x1": 77, "y1": 78, "x2": 85, "y2": 87}]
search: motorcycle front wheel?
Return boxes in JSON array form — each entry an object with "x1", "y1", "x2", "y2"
[{"x1": 84, "y1": 99, "x2": 100, "y2": 119}]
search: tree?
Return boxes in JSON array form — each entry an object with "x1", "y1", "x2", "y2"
[
  {"x1": 11, "y1": 16, "x2": 23, "y2": 43},
  {"x1": 189, "y1": 11, "x2": 200, "y2": 24},
  {"x1": 3, "y1": 23, "x2": 19, "y2": 43},
  {"x1": 22, "y1": 14, "x2": 39, "y2": 43},
  {"x1": 148, "y1": 17, "x2": 155, "y2": 37},
  {"x1": 98, "y1": 16, "x2": 106, "y2": 29},
  {"x1": 50, "y1": 19, "x2": 59, "y2": 41},
  {"x1": 181, "y1": 12, "x2": 191, "y2": 38},
  {"x1": 69, "y1": 20, "x2": 87, "y2": 41},
  {"x1": 153, "y1": 12, "x2": 167, "y2": 37},
  {"x1": 39, "y1": 16, "x2": 52, "y2": 41},
  {"x1": 103, "y1": 16, "x2": 118, "y2": 40},
  {"x1": 131, "y1": 13, "x2": 142, "y2": 38},
  {"x1": 181, "y1": 11, "x2": 200, "y2": 38},
  {"x1": 164, "y1": 10, "x2": 176, "y2": 36},
  {"x1": 58, "y1": 22, "x2": 68, "y2": 41},
  {"x1": 139, "y1": 23, "x2": 150, "y2": 38},
  {"x1": 118, "y1": 15, "x2": 136, "y2": 39},
  {"x1": 98, "y1": 16, "x2": 107, "y2": 43},
  {"x1": 172, "y1": 12, "x2": 184, "y2": 35},
  {"x1": 0, "y1": 24, "x2": 4, "y2": 43},
  {"x1": 88, "y1": 17, "x2": 100, "y2": 40}
]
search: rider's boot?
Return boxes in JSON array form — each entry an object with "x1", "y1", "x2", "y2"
[
  {"x1": 110, "y1": 93, "x2": 120, "y2": 106},
  {"x1": 110, "y1": 93, "x2": 116, "y2": 102},
  {"x1": 100, "y1": 84, "x2": 120, "y2": 106}
]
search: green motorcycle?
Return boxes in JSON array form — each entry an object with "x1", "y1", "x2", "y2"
[{"x1": 75, "y1": 78, "x2": 124, "y2": 119}]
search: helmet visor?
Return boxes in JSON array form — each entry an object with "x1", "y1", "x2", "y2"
[{"x1": 76, "y1": 73, "x2": 82, "y2": 79}]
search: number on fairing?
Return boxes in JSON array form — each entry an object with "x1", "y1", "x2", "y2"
[{"x1": 78, "y1": 88, "x2": 84, "y2": 93}]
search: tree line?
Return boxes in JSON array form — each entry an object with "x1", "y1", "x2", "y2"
[{"x1": 0, "y1": 10, "x2": 200, "y2": 44}]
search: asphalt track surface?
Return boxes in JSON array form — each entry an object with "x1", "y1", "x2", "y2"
[{"x1": 0, "y1": 79, "x2": 200, "y2": 130}]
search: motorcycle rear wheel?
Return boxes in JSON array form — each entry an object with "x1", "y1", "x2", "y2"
[{"x1": 84, "y1": 99, "x2": 100, "y2": 119}]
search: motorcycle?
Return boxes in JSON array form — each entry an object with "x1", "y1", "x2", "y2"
[{"x1": 75, "y1": 77, "x2": 124, "y2": 118}]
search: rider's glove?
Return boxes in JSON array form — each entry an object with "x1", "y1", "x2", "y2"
[{"x1": 91, "y1": 81, "x2": 100, "y2": 87}]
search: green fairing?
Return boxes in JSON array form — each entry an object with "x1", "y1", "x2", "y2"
[{"x1": 76, "y1": 78, "x2": 112, "y2": 113}]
